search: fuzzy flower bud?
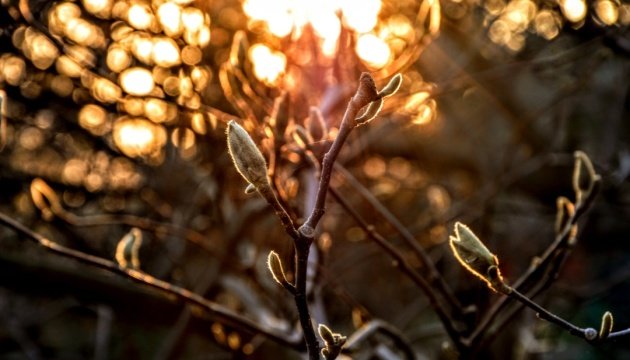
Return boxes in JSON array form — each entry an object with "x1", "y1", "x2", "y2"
[
  {"x1": 226, "y1": 120, "x2": 270, "y2": 190},
  {"x1": 378, "y1": 73, "x2": 403, "y2": 98},
  {"x1": 599, "y1": 311, "x2": 614, "y2": 340},
  {"x1": 352, "y1": 73, "x2": 378, "y2": 109},
  {"x1": 115, "y1": 228, "x2": 143, "y2": 269},
  {"x1": 450, "y1": 222, "x2": 510, "y2": 293}
]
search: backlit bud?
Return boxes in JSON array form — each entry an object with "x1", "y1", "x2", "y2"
[{"x1": 226, "y1": 120, "x2": 270, "y2": 190}]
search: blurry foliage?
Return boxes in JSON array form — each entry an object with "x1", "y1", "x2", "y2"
[{"x1": 0, "y1": 0, "x2": 629, "y2": 359}]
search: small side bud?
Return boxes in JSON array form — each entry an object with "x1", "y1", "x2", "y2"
[
  {"x1": 229, "y1": 31, "x2": 249, "y2": 68},
  {"x1": 598, "y1": 311, "x2": 613, "y2": 340},
  {"x1": 267, "y1": 251, "x2": 294, "y2": 292},
  {"x1": 292, "y1": 125, "x2": 313, "y2": 148},
  {"x1": 554, "y1": 196, "x2": 575, "y2": 233},
  {"x1": 355, "y1": 98, "x2": 384, "y2": 125},
  {"x1": 450, "y1": 222, "x2": 510, "y2": 293},
  {"x1": 226, "y1": 120, "x2": 270, "y2": 190},
  {"x1": 270, "y1": 92, "x2": 290, "y2": 138},
  {"x1": 572, "y1": 151, "x2": 600, "y2": 204},
  {"x1": 298, "y1": 225, "x2": 315, "y2": 239},
  {"x1": 115, "y1": 228, "x2": 143, "y2": 269},
  {"x1": 30, "y1": 178, "x2": 61, "y2": 221},
  {"x1": 352, "y1": 73, "x2": 378, "y2": 109},
  {"x1": 584, "y1": 327, "x2": 598, "y2": 341},
  {"x1": 378, "y1": 73, "x2": 403, "y2": 98},
  {"x1": 318, "y1": 324, "x2": 346, "y2": 360},
  {"x1": 306, "y1": 106, "x2": 327, "y2": 141},
  {"x1": 244, "y1": 183, "x2": 256, "y2": 194}
]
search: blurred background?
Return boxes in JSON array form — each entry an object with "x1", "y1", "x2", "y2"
[{"x1": 0, "y1": 0, "x2": 629, "y2": 358}]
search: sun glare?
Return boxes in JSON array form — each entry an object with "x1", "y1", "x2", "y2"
[{"x1": 249, "y1": 44, "x2": 287, "y2": 85}]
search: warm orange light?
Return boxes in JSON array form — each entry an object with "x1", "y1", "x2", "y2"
[
  {"x1": 249, "y1": 44, "x2": 286, "y2": 85},
  {"x1": 595, "y1": 0, "x2": 619, "y2": 25},
  {"x1": 560, "y1": 0, "x2": 587, "y2": 23},
  {"x1": 131, "y1": 35, "x2": 154, "y2": 64},
  {"x1": 120, "y1": 67, "x2": 154, "y2": 96},
  {"x1": 157, "y1": 2, "x2": 183, "y2": 36},
  {"x1": 79, "y1": 104, "x2": 108, "y2": 135},
  {"x1": 106, "y1": 45, "x2": 131, "y2": 72},
  {"x1": 152, "y1": 37, "x2": 181, "y2": 67},
  {"x1": 113, "y1": 117, "x2": 166, "y2": 159},
  {"x1": 356, "y1": 33, "x2": 391, "y2": 69},
  {"x1": 534, "y1": 10, "x2": 560, "y2": 40},
  {"x1": 182, "y1": 7, "x2": 205, "y2": 33},
  {"x1": 340, "y1": 0, "x2": 381, "y2": 33},
  {"x1": 144, "y1": 98, "x2": 168, "y2": 123},
  {"x1": 83, "y1": 0, "x2": 113, "y2": 18},
  {"x1": 128, "y1": 4, "x2": 153, "y2": 30},
  {"x1": 242, "y1": 0, "x2": 383, "y2": 55}
]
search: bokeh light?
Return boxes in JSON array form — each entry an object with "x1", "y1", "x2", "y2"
[{"x1": 249, "y1": 44, "x2": 287, "y2": 85}]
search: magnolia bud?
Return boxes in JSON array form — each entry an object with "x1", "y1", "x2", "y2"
[
  {"x1": 599, "y1": 311, "x2": 613, "y2": 340},
  {"x1": 270, "y1": 92, "x2": 290, "y2": 138},
  {"x1": 115, "y1": 228, "x2": 143, "y2": 269},
  {"x1": 267, "y1": 251, "x2": 293, "y2": 292},
  {"x1": 30, "y1": 178, "x2": 61, "y2": 221},
  {"x1": 318, "y1": 324, "x2": 346, "y2": 360},
  {"x1": 554, "y1": 196, "x2": 575, "y2": 233},
  {"x1": 292, "y1": 125, "x2": 313, "y2": 148},
  {"x1": 355, "y1": 97, "x2": 383, "y2": 124},
  {"x1": 572, "y1": 151, "x2": 600, "y2": 204},
  {"x1": 306, "y1": 106, "x2": 327, "y2": 141},
  {"x1": 378, "y1": 73, "x2": 403, "y2": 98},
  {"x1": 226, "y1": 120, "x2": 270, "y2": 189},
  {"x1": 352, "y1": 73, "x2": 378, "y2": 109},
  {"x1": 229, "y1": 31, "x2": 249, "y2": 69},
  {"x1": 449, "y1": 222, "x2": 509, "y2": 293}
]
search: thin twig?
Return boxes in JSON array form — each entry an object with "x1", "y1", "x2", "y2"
[
  {"x1": 0, "y1": 211, "x2": 304, "y2": 351},
  {"x1": 465, "y1": 181, "x2": 599, "y2": 348},
  {"x1": 329, "y1": 188, "x2": 465, "y2": 350},
  {"x1": 334, "y1": 163, "x2": 463, "y2": 313},
  {"x1": 508, "y1": 289, "x2": 586, "y2": 338}
]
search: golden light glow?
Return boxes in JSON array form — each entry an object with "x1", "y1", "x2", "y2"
[
  {"x1": 534, "y1": 10, "x2": 560, "y2": 40},
  {"x1": 249, "y1": 44, "x2": 286, "y2": 85},
  {"x1": 157, "y1": 2, "x2": 183, "y2": 37},
  {"x1": 79, "y1": 104, "x2": 109, "y2": 135},
  {"x1": 92, "y1": 77, "x2": 122, "y2": 103},
  {"x1": 82, "y1": 0, "x2": 113, "y2": 19},
  {"x1": 182, "y1": 7, "x2": 205, "y2": 33},
  {"x1": 128, "y1": 4, "x2": 153, "y2": 30},
  {"x1": 1, "y1": 56, "x2": 26, "y2": 86},
  {"x1": 560, "y1": 0, "x2": 587, "y2": 23},
  {"x1": 131, "y1": 35, "x2": 154, "y2": 64},
  {"x1": 113, "y1": 117, "x2": 166, "y2": 159},
  {"x1": 171, "y1": 128, "x2": 196, "y2": 150},
  {"x1": 243, "y1": 0, "x2": 383, "y2": 54},
  {"x1": 182, "y1": 46, "x2": 203, "y2": 65},
  {"x1": 404, "y1": 92, "x2": 435, "y2": 126},
  {"x1": 106, "y1": 45, "x2": 132, "y2": 72},
  {"x1": 144, "y1": 98, "x2": 168, "y2": 123},
  {"x1": 21, "y1": 28, "x2": 59, "y2": 70},
  {"x1": 594, "y1": 0, "x2": 619, "y2": 25},
  {"x1": 152, "y1": 37, "x2": 181, "y2": 67},
  {"x1": 120, "y1": 68, "x2": 155, "y2": 96},
  {"x1": 340, "y1": 0, "x2": 381, "y2": 33},
  {"x1": 356, "y1": 33, "x2": 391, "y2": 69}
]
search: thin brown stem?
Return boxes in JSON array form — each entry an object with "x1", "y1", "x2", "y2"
[
  {"x1": 330, "y1": 188, "x2": 465, "y2": 351},
  {"x1": 0, "y1": 211, "x2": 303, "y2": 350},
  {"x1": 334, "y1": 163, "x2": 463, "y2": 314},
  {"x1": 508, "y1": 289, "x2": 587, "y2": 338},
  {"x1": 465, "y1": 181, "x2": 599, "y2": 348}
]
